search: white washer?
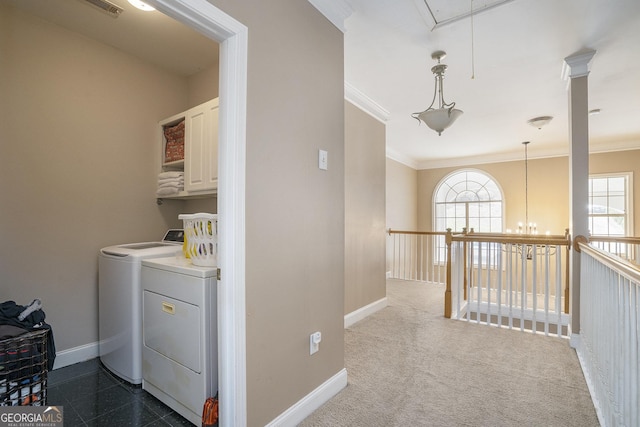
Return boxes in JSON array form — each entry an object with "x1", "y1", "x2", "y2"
[
  {"x1": 141, "y1": 257, "x2": 217, "y2": 425},
  {"x1": 98, "y1": 230, "x2": 184, "y2": 384}
]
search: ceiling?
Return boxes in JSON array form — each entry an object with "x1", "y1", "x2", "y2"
[
  {"x1": 4, "y1": 0, "x2": 640, "y2": 169},
  {"x1": 345, "y1": 0, "x2": 640, "y2": 168},
  {"x1": 2, "y1": 0, "x2": 218, "y2": 77}
]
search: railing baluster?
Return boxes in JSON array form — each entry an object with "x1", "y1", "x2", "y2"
[
  {"x1": 543, "y1": 245, "x2": 550, "y2": 336},
  {"x1": 555, "y1": 246, "x2": 562, "y2": 336},
  {"x1": 497, "y1": 243, "x2": 504, "y2": 328},
  {"x1": 532, "y1": 244, "x2": 537, "y2": 334},
  {"x1": 475, "y1": 242, "x2": 482, "y2": 324},
  {"x1": 520, "y1": 246, "x2": 526, "y2": 331},
  {"x1": 507, "y1": 243, "x2": 514, "y2": 330}
]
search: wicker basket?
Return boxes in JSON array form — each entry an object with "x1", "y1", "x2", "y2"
[{"x1": 0, "y1": 329, "x2": 48, "y2": 406}]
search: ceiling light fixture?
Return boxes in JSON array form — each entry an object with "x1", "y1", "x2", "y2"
[
  {"x1": 527, "y1": 115, "x2": 553, "y2": 129},
  {"x1": 127, "y1": 0, "x2": 155, "y2": 11},
  {"x1": 412, "y1": 51, "x2": 463, "y2": 136}
]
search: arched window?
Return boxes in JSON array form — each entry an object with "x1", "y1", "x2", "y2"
[{"x1": 434, "y1": 170, "x2": 503, "y2": 233}]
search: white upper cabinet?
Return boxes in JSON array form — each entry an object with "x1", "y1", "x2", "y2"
[
  {"x1": 184, "y1": 99, "x2": 218, "y2": 193},
  {"x1": 159, "y1": 98, "x2": 218, "y2": 198}
]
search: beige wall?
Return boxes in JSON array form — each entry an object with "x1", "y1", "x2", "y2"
[
  {"x1": 210, "y1": 1, "x2": 345, "y2": 425},
  {"x1": 0, "y1": 4, "x2": 201, "y2": 350},
  {"x1": 417, "y1": 150, "x2": 640, "y2": 235},
  {"x1": 386, "y1": 158, "x2": 418, "y2": 272},
  {"x1": 344, "y1": 102, "x2": 386, "y2": 314},
  {"x1": 386, "y1": 158, "x2": 418, "y2": 230}
]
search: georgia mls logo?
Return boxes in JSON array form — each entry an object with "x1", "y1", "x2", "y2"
[
  {"x1": 0, "y1": 405, "x2": 63, "y2": 427},
  {"x1": 43, "y1": 406, "x2": 63, "y2": 421}
]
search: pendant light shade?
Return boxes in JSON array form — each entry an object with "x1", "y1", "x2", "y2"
[
  {"x1": 412, "y1": 51, "x2": 463, "y2": 136},
  {"x1": 414, "y1": 108, "x2": 464, "y2": 135}
]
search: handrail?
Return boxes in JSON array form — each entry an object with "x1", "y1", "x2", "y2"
[
  {"x1": 451, "y1": 233, "x2": 571, "y2": 246},
  {"x1": 578, "y1": 241, "x2": 640, "y2": 283},
  {"x1": 589, "y1": 235, "x2": 640, "y2": 244},
  {"x1": 388, "y1": 229, "x2": 447, "y2": 236}
]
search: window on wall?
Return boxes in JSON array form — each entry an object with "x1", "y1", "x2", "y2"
[
  {"x1": 588, "y1": 173, "x2": 633, "y2": 236},
  {"x1": 433, "y1": 170, "x2": 504, "y2": 265},
  {"x1": 434, "y1": 170, "x2": 504, "y2": 233}
]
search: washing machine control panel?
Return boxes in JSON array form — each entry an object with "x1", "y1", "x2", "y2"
[{"x1": 163, "y1": 229, "x2": 184, "y2": 243}]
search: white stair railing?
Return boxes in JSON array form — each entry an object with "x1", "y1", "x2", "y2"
[
  {"x1": 387, "y1": 230, "x2": 447, "y2": 283},
  {"x1": 447, "y1": 232, "x2": 571, "y2": 337},
  {"x1": 589, "y1": 235, "x2": 640, "y2": 266},
  {"x1": 576, "y1": 242, "x2": 640, "y2": 427}
]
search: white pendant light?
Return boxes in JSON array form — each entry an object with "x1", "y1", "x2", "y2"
[{"x1": 412, "y1": 51, "x2": 463, "y2": 136}]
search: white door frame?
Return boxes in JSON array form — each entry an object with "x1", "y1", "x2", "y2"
[{"x1": 146, "y1": 1, "x2": 247, "y2": 426}]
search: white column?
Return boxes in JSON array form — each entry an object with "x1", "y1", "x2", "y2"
[{"x1": 562, "y1": 49, "x2": 596, "y2": 343}]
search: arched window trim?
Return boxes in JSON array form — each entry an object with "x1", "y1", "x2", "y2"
[{"x1": 432, "y1": 168, "x2": 506, "y2": 233}]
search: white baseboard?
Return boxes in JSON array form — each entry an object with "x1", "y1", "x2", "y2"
[
  {"x1": 344, "y1": 297, "x2": 388, "y2": 328},
  {"x1": 569, "y1": 327, "x2": 580, "y2": 349},
  {"x1": 265, "y1": 368, "x2": 347, "y2": 427},
  {"x1": 52, "y1": 341, "x2": 99, "y2": 370}
]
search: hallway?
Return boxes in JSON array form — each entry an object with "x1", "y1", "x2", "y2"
[{"x1": 301, "y1": 279, "x2": 599, "y2": 426}]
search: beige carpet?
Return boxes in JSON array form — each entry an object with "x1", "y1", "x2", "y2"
[{"x1": 299, "y1": 279, "x2": 599, "y2": 427}]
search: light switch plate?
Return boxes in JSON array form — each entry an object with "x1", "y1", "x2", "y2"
[
  {"x1": 319, "y1": 150, "x2": 328, "y2": 170},
  {"x1": 310, "y1": 331, "x2": 321, "y2": 355}
]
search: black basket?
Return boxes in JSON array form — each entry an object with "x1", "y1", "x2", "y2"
[{"x1": 0, "y1": 329, "x2": 48, "y2": 406}]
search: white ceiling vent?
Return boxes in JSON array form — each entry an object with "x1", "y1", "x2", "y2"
[{"x1": 80, "y1": 0, "x2": 124, "y2": 18}]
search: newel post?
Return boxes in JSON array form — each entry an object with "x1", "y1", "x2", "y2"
[{"x1": 444, "y1": 228, "x2": 453, "y2": 318}]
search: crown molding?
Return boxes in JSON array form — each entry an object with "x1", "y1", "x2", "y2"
[
  {"x1": 307, "y1": 0, "x2": 353, "y2": 33},
  {"x1": 416, "y1": 146, "x2": 568, "y2": 170},
  {"x1": 386, "y1": 147, "x2": 419, "y2": 170},
  {"x1": 415, "y1": 139, "x2": 640, "y2": 170},
  {"x1": 344, "y1": 81, "x2": 390, "y2": 123}
]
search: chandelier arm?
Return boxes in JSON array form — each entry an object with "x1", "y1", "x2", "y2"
[
  {"x1": 411, "y1": 75, "x2": 441, "y2": 124},
  {"x1": 426, "y1": 74, "x2": 439, "y2": 111}
]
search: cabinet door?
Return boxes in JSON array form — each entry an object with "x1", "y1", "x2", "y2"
[{"x1": 184, "y1": 99, "x2": 218, "y2": 193}]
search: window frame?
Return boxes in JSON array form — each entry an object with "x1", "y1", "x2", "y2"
[
  {"x1": 432, "y1": 169, "x2": 505, "y2": 267},
  {"x1": 433, "y1": 169, "x2": 505, "y2": 234},
  {"x1": 588, "y1": 172, "x2": 634, "y2": 237}
]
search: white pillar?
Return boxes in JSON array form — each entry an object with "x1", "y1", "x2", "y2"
[{"x1": 562, "y1": 49, "x2": 595, "y2": 343}]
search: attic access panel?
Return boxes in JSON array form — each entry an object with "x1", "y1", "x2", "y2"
[{"x1": 418, "y1": 0, "x2": 518, "y2": 29}]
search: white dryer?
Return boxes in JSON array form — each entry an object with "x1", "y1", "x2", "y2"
[
  {"x1": 141, "y1": 257, "x2": 217, "y2": 425},
  {"x1": 98, "y1": 230, "x2": 184, "y2": 384}
]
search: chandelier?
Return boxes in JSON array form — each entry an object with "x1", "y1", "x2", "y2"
[
  {"x1": 506, "y1": 140, "x2": 550, "y2": 236},
  {"x1": 411, "y1": 51, "x2": 463, "y2": 136}
]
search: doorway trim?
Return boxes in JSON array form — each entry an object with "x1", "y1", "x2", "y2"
[{"x1": 146, "y1": 1, "x2": 247, "y2": 426}]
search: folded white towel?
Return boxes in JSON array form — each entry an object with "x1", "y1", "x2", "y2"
[
  {"x1": 157, "y1": 186, "x2": 181, "y2": 196},
  {"x1": 158, "y1": 171, "x2": 184, "y2": 179},
  {"x1": 158, "y1": 176, "x2": 184, "y2": 183},
  {"x1": 158, "y1": 182, "x2": 184, "y2": 189}
]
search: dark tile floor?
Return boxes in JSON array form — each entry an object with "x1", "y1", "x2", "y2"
[{"x1": 47, "y1": 358, "x2": 193, "y2": 426}]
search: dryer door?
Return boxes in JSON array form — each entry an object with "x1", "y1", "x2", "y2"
[{"x1": 143, "y1": 290, "x2": 201, "y2": 373}]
